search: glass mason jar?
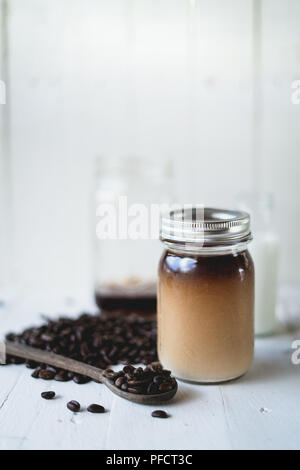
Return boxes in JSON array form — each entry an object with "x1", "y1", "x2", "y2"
[
  {"x1": 158, "y1": 207, "x2": 255, "y2": 383},
  {"x1": 94, "y1": 155, "x2": 173, "y2": 314}
]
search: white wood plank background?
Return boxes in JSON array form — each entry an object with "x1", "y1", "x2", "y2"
[
  {"x1": 0, "y1": 287, "x2": 300, "y2": 450},
  {"x1": 0, "y1": 0, "x2": 299, "y2": 292}
]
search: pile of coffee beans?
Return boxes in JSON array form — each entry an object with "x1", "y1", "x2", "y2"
[
  {"x1": 3, "y1": 312, "x2": 176, "y2": 419},
  {"x1": 87, "y1": 404, "x2": 105, "y2": 414},
  {"x1": 5, "y1": 312, "x2": 158, "y2": 384},
  {"x1": 104, "y1": 362, "x2": 177, "y2": 395}
]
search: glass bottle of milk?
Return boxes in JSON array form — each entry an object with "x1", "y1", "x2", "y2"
[{"x1": 237, "y1": 193, "x2": 280, "y2": 336}]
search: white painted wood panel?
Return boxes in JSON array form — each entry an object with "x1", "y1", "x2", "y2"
[
  {"x1": 260, "y1": 0, "x2": 300, "y2": 286},
  {"x1": 5, "y1": 0, "x2": 254, "y2": 291},
  {"x1": 0, "y1": 0, "x2": 299, "y2": 289}
]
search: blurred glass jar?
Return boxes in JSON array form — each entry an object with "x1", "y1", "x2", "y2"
[
  {"x1": 237, "y1": 192, "x2": 280, "y2": 336},
  {"x1": 94, "y1": 155, "x2": 174, "y2": 314}
]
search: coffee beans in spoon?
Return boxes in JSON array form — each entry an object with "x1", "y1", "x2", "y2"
[{"x1": 104, "y1": 362, "x2": 177, "y2": 396}]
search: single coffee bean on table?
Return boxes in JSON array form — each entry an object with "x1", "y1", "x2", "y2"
[
  {"x1": 41, "y1": 391, "x2": 55, "y2": 400},
  {"x1": 26, "y1": 360, "x2": 38, "y2": 369},
  {"x1": 54, "y1": 370, "x2": 71, "y2": 382},
  {"x1": 151, "y1": 410, "x2": 169, "y2": 419},
  {"x1": 31, "y1": 367, "x2": 42, "y2": 379},
  {"x1": 39, "y1": 369, "x2": 55, "y2": 380},
  {"x1": 73, "y1": 374, "x2": 91, "y2": 385},
  {"x1": 67, "y1": 400, "x2": 80, "y2": 412},
  {"x1": 87, "y1": 404, "x2": 105, "y2": 414},
  {"x1": 7, "y1": 355, "x2": 25, "y2": 365}
]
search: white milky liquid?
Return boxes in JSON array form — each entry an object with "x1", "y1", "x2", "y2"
[{"x1": 250, "y1": 233, "x2": 279, "y2": 336}]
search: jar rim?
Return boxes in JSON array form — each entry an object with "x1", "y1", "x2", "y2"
[{"x1": 160, "y1": 207, "x2": 252, "y2": 247}]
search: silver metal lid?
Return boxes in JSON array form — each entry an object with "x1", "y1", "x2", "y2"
[{"x1": 160, "y1": 207, "x2": 252, "y2": 247}]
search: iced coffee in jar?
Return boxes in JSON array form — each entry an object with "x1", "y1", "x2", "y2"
[{"x1": 158, "y1": 208, "x2": 254, "y2": 383}]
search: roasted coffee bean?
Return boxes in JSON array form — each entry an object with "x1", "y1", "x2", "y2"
[
  {"x1": 112, "y1": 371, "x2": 124, "y2": 381},
  {"x1": 123, "y1": 365, "x2": 135, "y2": 374},
  {"x1": 87, "y1": 404, "x2": 105, "y2": 414},
  {"x1": 9, "y1": 356, "x2": 25, "y2": 365},
  {"x1": 104, "y1": 372, "x2": 116, "y2": 380},
  {"x1": 54, "y1": 370, "x2": 71, "y2": 382},
  {"x1": 26, "y1": 360, "x2": 39, "y2": 369},
  {"x1": 103, "y1": 368, "x2": 114, "y2": 378},
  {"x1": 128, "y1": 377, "x2": 151, "y2": 386},
  {"x1": 149, "y1": 363, "x2": 163, "y2": 372},
  {"x1": 67, "y1": 400, "x2": 80, "y2": 412},
  {"x1": 80, "y1": 342, "x2": 89, "y2": 357},
  {"x1": 73, "y1": 374, "x2": 91, "y2": 385},
  {"x1": 124, "y1": 372, "x2": 134, "y2": 381},
  {"x1": 159, "y1": 382, "x2": 174, "y2": 392},
  {"x1": 39, "y1": 369, "x2": 55, "y2": 380},
  {"x1": 115, "y1": 377, "x2": 125, "y2": 388},
  {"x1": 147, "y1": 383, "x2": 158, "y2": 394},
  {"x1": 108, "y1": 346, "x2": 118, "y2": 358},
  {"x1": 153, "y1": 375, "x2": 164, "y2": 385},
  {"x1": 5, "y1": 333, "x2": 15, "y2": 342},
  {"x1": 32, "y1": 367, "x2": 42, "y2": 379},
  {"x1": 41, "y1": 391, "x2": 55, "y2": 400},
  {"x1": 46, "y1": 366, "x2": 57, "y2": 374},
  {"x1": 41, "y1": 333, "x2": 55, "y2": 343},
  {"x1": 151, "y1": 410, "x2": 168, "y2": 419}
]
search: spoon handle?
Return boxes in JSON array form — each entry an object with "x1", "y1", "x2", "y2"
[
  {"x1": 5, "y1": 341, "x2": 105, "y2": 383},
  {"x1": 5, "y1": 341, "x2": 178, "y2": 405}
]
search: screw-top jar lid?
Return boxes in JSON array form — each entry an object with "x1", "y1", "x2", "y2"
[{"x1": 160, "y1": 207, "x2": 252, "y2": 247}]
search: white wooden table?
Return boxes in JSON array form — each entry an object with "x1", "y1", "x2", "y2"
[{"x1": 0, "y1": 286, "x2": 300, "y2": 450}]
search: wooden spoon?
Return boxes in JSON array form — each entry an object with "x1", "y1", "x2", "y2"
[{"x1": 5, "y1": 341, "x2": 178, "y2": 405}]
